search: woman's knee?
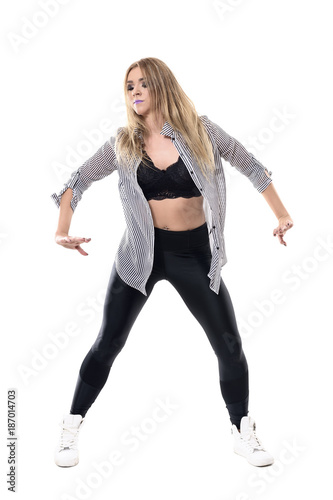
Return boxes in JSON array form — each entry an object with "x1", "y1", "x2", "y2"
[
  {"x1": 217, "y1": 349, "x2": 248, "y2": 380},
  {"x1": 91, "y1": 331, "x2": 128, "y2": 366},
  {"x1": 79, "y1": 347, "x2": 112, "y2": 388}
]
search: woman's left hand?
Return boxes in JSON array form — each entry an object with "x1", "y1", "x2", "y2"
[{"x1": 273, "y1": 215, "x2": 294, "y2": 246}]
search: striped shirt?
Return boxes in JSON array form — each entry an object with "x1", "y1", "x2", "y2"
[{"x1": 50, "y1": 115, "x2": 273, "y2": 296}]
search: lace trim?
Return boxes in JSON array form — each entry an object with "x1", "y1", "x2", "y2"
[{"x1": 137, "y1": 155, "x2": 202, "y2": 201}]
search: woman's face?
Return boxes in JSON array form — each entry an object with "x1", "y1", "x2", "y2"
[{"x1": 127, "y1": 66, "x2": 151, "y2": 117}]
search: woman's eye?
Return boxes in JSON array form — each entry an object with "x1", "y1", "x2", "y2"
[{"x1": 127, "y1": 82, "x2": 148, "y2": 91}]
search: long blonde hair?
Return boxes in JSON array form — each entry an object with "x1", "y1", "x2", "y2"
[{"x1": 115, "y1": 57, "x2": 215, "y2": 181}]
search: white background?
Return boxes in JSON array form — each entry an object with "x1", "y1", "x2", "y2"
[{"x1": 1, "y1": 0, "x2": 332, "y2": 499}]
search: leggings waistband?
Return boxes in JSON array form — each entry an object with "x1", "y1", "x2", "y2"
[{"x1": 154, "y1": 222, "x2": 209, "y2": 251}]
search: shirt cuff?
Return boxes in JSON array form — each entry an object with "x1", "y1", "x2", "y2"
[{"x1": 50, "y1": 170, "x2": 81, "y2": 212}]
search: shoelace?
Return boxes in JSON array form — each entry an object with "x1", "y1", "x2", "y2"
[
  {"x1": 240, "y1": 424, "x2": 265, "y2": 452},
  {"x1": 59, "y1": 423, "x2": 80, "y2": 450}
]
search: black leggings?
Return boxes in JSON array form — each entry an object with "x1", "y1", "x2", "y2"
[{"x1": 70, "y1": 222, "x2": 249, "y2": 428}]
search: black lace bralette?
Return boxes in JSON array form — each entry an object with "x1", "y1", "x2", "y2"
[{"x1": 136, "y1": 155, "x2": 202, "y2": 201}]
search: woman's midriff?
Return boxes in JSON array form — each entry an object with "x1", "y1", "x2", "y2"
[{"x1": 148, "y1": 196, "x2": 206, "y2": 231}]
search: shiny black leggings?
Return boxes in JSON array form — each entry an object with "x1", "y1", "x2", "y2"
[{"x1": 70, "y1": 222, "x2": 249, "y2": 428}]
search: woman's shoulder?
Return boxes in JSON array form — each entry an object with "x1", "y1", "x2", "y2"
[{"x1": 198, "y1": 114, "x2": 212, "y2": 129}]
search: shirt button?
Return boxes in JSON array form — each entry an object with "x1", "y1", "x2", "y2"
[
  {"x1": 216, "y1": 246, "x2": 219, "y2": 249},
  {"x1": 213, "y1": 226, "x2": 216, "y2": 229},
  {"x1": 190, "y1": 171, "x2": 194, "y2": 174}
]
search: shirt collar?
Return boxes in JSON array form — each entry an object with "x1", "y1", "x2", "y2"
[{"x1": 133, "y1": 120, "x2": 175, "y2": 140}]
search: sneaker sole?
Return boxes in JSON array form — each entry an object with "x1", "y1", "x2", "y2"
[
  {"x1": 234, "y1": 449, "x2": 274, "y2": 467},
  {"x1": 55, "y1": 459, "x2": 79, "y2": 467}
]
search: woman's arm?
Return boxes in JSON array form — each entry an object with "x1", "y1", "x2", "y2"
[
  {"x1": 56, "y1": 187, "x2": 74, "y2": 236},
  {"x1": 261, "y1": 182, "x2": 289, "y2": 220},
  {"x1": 51, "y1": 137, "x2": 119, "y2": 255},
  {"x1": 50, "y1": 138, "x2": 118, "y2": 212},
  {"x1": 201, "y1": 116, "x2": 273, "y2": 191},
  {"x1": 201, "y1": 116, "x2": 294, "y2": 246},
  {"x1": 54, "y1": 186, "x2": 92, "y2": 255},
  {"x1": 261, "y1": 182, "x2": 294, "y2": 246}
]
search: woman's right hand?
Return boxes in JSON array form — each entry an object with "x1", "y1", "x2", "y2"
[{"x1": 55, "y1": 233, "x2": 91, "y2": 256}]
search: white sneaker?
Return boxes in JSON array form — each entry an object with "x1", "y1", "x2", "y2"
[
  {"x1": 54, "y1": 414, "x2": 85, "y2": 467},
  {"x1": 231, "y1": 415, "x2": 274, "y2": 467}
]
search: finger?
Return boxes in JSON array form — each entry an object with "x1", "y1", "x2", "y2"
[
  {"x1": 60, "y1": 237, "x2": 78, "y2": 244},
  {"x1": 60, "y1": 237, "x2": 90, "y2": 246},
  {"x1": 277, "y1": 226, "x2": 288, "y2": 236},
  {"x1": 76, "y1": 245, "x2": 88, "y2": 256},
  {"x1": 67, "y1": 237, "x2": 90, "y2": 243},
  {"x1": 278, "y1": 234, "x2": 287, "y2": 246}
]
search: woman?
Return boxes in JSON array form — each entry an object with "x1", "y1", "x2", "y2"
[{"x1": 51, "y1": 57, "x2": 293, "y2": 468}]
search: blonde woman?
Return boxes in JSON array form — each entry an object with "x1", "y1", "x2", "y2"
[{"x1": 52, "y1": 57, "x2": 293, "y2": 468}]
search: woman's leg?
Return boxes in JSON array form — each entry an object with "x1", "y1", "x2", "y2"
[
  {"x1": 70, "y1": 260, "x2": 161, "y2": 417},
  {"x1": 155, "y1": 224, "x2": 249, "y2": 429}
]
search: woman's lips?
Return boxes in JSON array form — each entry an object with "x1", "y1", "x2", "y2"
[{"x1": 134, "y1": 100, "x2": 143, "y2": 104}]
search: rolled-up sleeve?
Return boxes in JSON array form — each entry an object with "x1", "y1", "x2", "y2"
[
  {"x1": 206, "y1": 116, "x2": 273, "y2": 193},
  {"x1": 50, "y1": 137, "x2": 118, "y2": 212}
]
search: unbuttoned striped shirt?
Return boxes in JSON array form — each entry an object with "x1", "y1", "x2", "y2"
[{"x1": 50, "y1": 115, "x2": 273, "y2": 296}]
